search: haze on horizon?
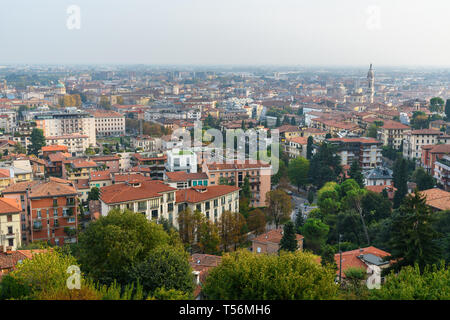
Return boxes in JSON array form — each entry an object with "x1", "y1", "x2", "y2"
[{"x1": 1, "y1": 0, "x2": 449, "y2": 67}]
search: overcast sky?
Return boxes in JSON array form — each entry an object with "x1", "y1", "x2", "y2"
[{"x1": 1, "y1": 0, "x2": 449, "y2": 66}]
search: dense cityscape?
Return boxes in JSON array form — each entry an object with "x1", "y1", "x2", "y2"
[{"x1": 0, "y1": 63, "x2": 449, "y2": 301}]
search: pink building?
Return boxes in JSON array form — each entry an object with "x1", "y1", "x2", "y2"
[{"x1": 202, "y1": 160, "x2": 271, "y2": 207}]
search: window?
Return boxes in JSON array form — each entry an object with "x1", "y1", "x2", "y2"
[
  {"x1": 53, "y1": 199, "x2": 58, "y2": 207},
  {"x1": 214, "y1": 199, "x2": 218, "y2": 207},
  {"x1": 167, "y1": 192, "x2": 174, "y2": 201},
  {"x1": 8, "y1": 239, "x2": 14, "y2": 247},
  {"x1": 196, "y1": 204, "x2": 202, "y2": 212},
  {"x1": 138, "y1": 201, "x2": 147, "y2": 211},
  {"x1": 54, "y1": 209, "x2": 58, "y2": 216},
  {"x1": 257, "y1": 247, "x2": 261, "y2": 253},
  {"x1": 37, "y1": 210, "x2": 41, "y2": 218},
  {"x1": 168, "y1": 203, "x2": 173, "y2": 212},
  {"x1": 8, "y1": 226, "x2": 13, "y2": 234},
  {"x1": 205, "y1": 202, "x2": 210, "y2": 210},
  {"x1": 7, "y1": 215, "x2": 12, "y2": 222}
]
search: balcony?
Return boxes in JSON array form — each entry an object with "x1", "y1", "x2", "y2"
[{"x1": 5, "y1": 233, "x2": 15, "y2": 239}]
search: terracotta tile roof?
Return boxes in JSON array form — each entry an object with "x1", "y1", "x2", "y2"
[
  {"x1": 411, "y1": 129, "x2": 441, "y2": 135},
  {"x1": 252, "y1": 228, "x2": 303, "y2": 244},
  {"x1": 90, "y1": 155, "x2": 120, "y2": 162},
  {"x1": 206, "y1": 160, "x2": 271, "y2": 171},
  {"x1": 334, "y1": 246, "x2": 390, "y2": 277},
  {"x1": 277, "y1": 125, "x2": 300, "y2": 133},
  {"x1": 113, "y1": 173, "x2": 152, "y2": 183},
  {"x1": 175, "y1": 185, "x2": 239, "y2": 204},
  {"x1": 0, "y1": 168, "x2": 11, "y2": 179},
  {"x1": 1, "y1": 250, "x2": 49, "y2": 274},
  {"x1": 328, "y1": 137, "x2": 381, "y2": 144},
  {"x1": 417, "y1": 188, "x2": 450, "y2": 211},
  {"x1": 42, "y1": 145, "x2": 68, "y2": 152},
  {"x1": 90, "y1": 170, "x2": 112, "y2": 181},
  {"x1": 165, "y1": 171, "x2": 208, "y2": 182},
  {"x1": 381, "y1": 120, "x2": 410, "y2": 130},
  {"x1": 69, "y1": 159, "x2": 98, "y2": 169},
  {"x1": 427, "y1": 144, "x2": 450, "y2": 154},
  {"x1": 0, "y1": 197, "x2": 21, "y2": 214},
  {"x1": 2, "y1": 180, "x2": 40, "y2": 194},
  {"x1": 75, "y1": 179, "x2": 90, "y2": 190},
  {"x1": 190, "y1": 254, "x2": 222, "y2": 272},
  {"x1": 365, "y1": 185, "x2": 396, "y2": 200},
  {"x1": 48, "y1": 152, "x2": 71, "y2": 162},
  {"x1": 287, "y1": 137, "x2": 308, "y2": 145},
  {"x1": 100, "y1": 180, "x2": 176, "y2": 204},
  {"x1": 28, "y1": 180, "x2": 78, "y2": 199}
]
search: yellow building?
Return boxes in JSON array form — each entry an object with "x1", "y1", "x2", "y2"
[{"x1": 0, "y1": 197, "x2": 22, "y2": 250}]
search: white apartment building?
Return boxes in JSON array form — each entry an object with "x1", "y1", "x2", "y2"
[
  {"x1": 46, "y1": 134, "x2": 90, "y2": 157},
  {"x1": 35, "y1": 111, "x2": 96, "y2": 147},
  {"x1": 377, "y1": 120, "x2": 410, "y2": 150},
  {"x1": 403, "y1": 129, "x2": 450, "y2": 160},
  {"x1": 91, "y1": 111, "x2": 125, "y2": 137},
  {"x1": 0, "y1": 110, "x2": 17, "y2": 133},
  {"x1": 166, "y1": 148, "x2": 198, "y2": 173},
  {"x1": 130, "y1": 135, "x2": 155, "y2": 152}
]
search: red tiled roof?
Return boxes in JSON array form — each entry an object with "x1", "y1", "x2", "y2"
[
  {"x1": 28, "y1": 180, "x2": 78, "y2": 199},
  {"x1": 328, "y1": 137, "x2": 381, "y2": 144},
  {"x1": 0, "y1": 197, "x2": 21, "y2": 214},
  {"x1": 90, "y1": 170, "x2": 112, "y2": 181},
  {"x1": 416, "y1": 188, "x2": 450, "y2": 211},
  {"x1": 113, "y1": 173, "x2": 152, "y2": 183},
  {"x1": 206, "y1": 160, "x2": 271, "y2": 171},
  {"x1": 100, "y1": 180, "x2": 176, "y2": 204},
  {"x1": 42, "y1": 145, "x2": 68, "y2": 152},
  {"x1": 381, "y1": 120, "x2": 410, "y2": 130},
  {"x1": 175, "y1": 185, "x2": 239, "y2": 204},
  {"x1": 253, "y1": 228, "x2": 303, "y2": 244},
  {"x1": 334, "y1": 246, "x2": 390, "y2": 277},
  {"x1": 411, "y1": 129, "x2": 441, "y2": 135},
  {"x1": 287, "y1": 137, "x2": 308, "y2": 145},
  {"x1": 165, "y1": 171, "x2": 208, "y2": 182}
]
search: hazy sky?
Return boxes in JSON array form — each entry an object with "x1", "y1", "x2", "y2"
[{"x1": 1, "y1": 0, "x2": 449, "y2": 66}]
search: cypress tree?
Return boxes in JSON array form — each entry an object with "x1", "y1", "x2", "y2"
[
  {"x1": 349, "y1": 160, "x2": 364, "y2": 187},
  {"x1": 279, "y1": 221, "x2": 298, "y2": 252}
]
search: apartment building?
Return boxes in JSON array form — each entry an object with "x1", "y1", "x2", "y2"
[
  {"x1": 434, "y1": 155, "x2": 450, "y2": 191},
  {"x1": 130, "y1": 135, "x2": 156, "y2": 152},
  {"x1": 403, "y1": 129, "x2": 450, "y2": 160},
  {"x1": 99, "y1": 180, "x2": 177, "y2": 223},
  {"x1": 0, "y1": 198, "x2": 22, "y2": 250},
  {"x1": 377, "y1": 120, "x2": 410, "y2": 149},
  {"x1": 0, "y1": 110, "x2": 17, "y2": 133},
  {"x1": 285, "y1": 136, "x2": 308, "y2": 159},
  {"x1": 46, "y1": 134, "x2": 90, "y2": 157},
  {"x1": 164, "y1": 171, "x2": 209, "y2": 189},
  {"x1": 63, "y1": 159, "x2": 99, "y2": 183},
  {"x1": 166, "y1": 148, "x2": 198, "y2": 173},
  {"x1": 202, "y1": 160, "x2": 272, "y2": 207},
  {"x1": 175, "y1": 185, "x2": 240, "y2": 226},
  {"x1": 2, "y1": 178, "x2": 78, "y2": 246},
  {"x1": 327, "y1": 137, "x2": 382, "y2": 169},
  {"x1": 35, "y1": 111, "x2": 96, "y2": 146},
  {"x1": 91, "y1": 111, "x2": 125, "y2": 137},
  {"x1": 421, "y1": 144, "x2": 450, "y2": 176}
]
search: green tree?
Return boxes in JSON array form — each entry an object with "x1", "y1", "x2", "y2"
[
  {"x1": 429, "y1": 97, "x2": 445, "y2": 113},
  {"x1": 128, "y1": 245, "x2": 194, "y2": 298},
  {"x1": 77, "y1": 209, "x2": 172, "y2": 285},
  {"x1": 348, "y1": 160, "x2": 364, "y2": 187},
  {"x1": 14, "y1": 142, "x2": 27, "y2": 154},
  {"x1": 393, "y1": 158, "x2": 408, "y2": 209},
  {"x1": 87, "y1": 187, "x2": 100, "y2": 201},
  {"x1": 366, "y1": 123, "x2": 378, "y2": 138},
  {"x1": 445, "y1": 99, "x2": 450, "y2": 120},
  {"x1": 309, "y1": 142, "x2": 342, "y2": 188},
  {"x1": 306, "y1": 136, "x2": 314, "y2": 160},
  {"x1": 29, "y1": 128, "x2": 46, "y2": 156},
  {"x1": 301, "y1": 218, "x2": 329, "y2": 254},
  {"x1": 265, "y1": 189, "x2": 292, "y2": 229},
  {"x1": 412, "y1": 167, "x2": 435, "y2": 191},
  {"x1": 307, "y1": 188, "x2": 314, "y2": 204},
  {"x1": 385, "y1": 190, "x2": 441, "y2": 273},
  {"x1": 320, "y1": 244, "x2": 337, "y2": 270},
  {"x1": 279, "y1": 221, "x2": 298, "y2": 252},
  {"x1": 198, "y1": 220, "x2": 221, "y2": 254},
  {"x1": 288, "y1": 157, "x2": 310, "y2": 191},
  {"x1": 203, "y1": 250, "x2": 339, "y2": 300},
  {"x1": 370, "y1": 263, "x2": 450, "y2": 300},
  {"x1": 218, "y1": 211, "x2": 245, "y2": 252},
  {"x1": 247, "y1": 208, "x2": 266, "y2": 235},
  {"x1": 294, "y1": 209, "x2": 304, "y2": 234}
]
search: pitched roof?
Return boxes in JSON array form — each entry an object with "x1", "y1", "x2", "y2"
[
  {"x1": 28, "y1": 180, "x2": 78, "y2": 199},
  {"x1": 90, "y1": 170, "x2": 112, "y2": 181},
  {"x1": 42, "y1": 145, "x2": 68, "y2": 152},
  {"x1": 206, "y1": 160, "x2": 271, "y2": 171},
  {"x1": 334, "y1": 246, "x2": 390, "y2": 277},
  {"x1": 253, "y1": 228, "x2": 304, "y2": 244},
  {"x1": 0, "y1": 197, "x2": 21, "y2": 214},
  {"x1": 381, "y1": 120, "x2": 410, "y2": 130},
  {"x1": 100, "y1": 180, "x2": 176, "y2": 204},
  {"x1": 1, "y1": 180, "x2": 40, "y2": 194},
  {"x1": 411, "y1": 129, "x2": 442, "y2": 135},
  {"x1": 175, "y1": 185, "x2": 239, "y2": 204},
  {"x1": 165, "y1": 171, "x2": 208, "y2": 182},
  {"x1": 287, "y1": 137, "x2": 308, "y2": 145},
  {"x1": 113, "y1": 173, "x2": 152, "y2": 183},
  {"x1": 418, "y1": 188, "x2": 450, "y2": 211}
]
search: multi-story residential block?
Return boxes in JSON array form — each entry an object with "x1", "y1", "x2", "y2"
[
  {"x1": 166, "y1": 148, "x2": 198, "y2": 173},
  {"x1": 327, "y1": 137, "x2": 382, "y2": 169},
  {"x1": 130, "y1": 135, "x2": 155, "y2": 152},
  {"x1": 132, "y1": 153, "x2": 166, "y2": 180},
  {"x1": 63, "y1": 159, "x2": 99, "y2": 183},
  {"x1": 2, "y1": 178, "x2": 78, "y2": 246},
  {"x1": 90, "y1": 155, "x2": 120, "y2": 172},
  {"x1": 99, "y1": 180, "x2": 177, "y2": 223},
  {"x1": 35, "y1": 110, "x2": 96, "y2": 147},
  {"x1": 164, "y1": 171, "x2": 209, "y2": 189},
  {"x1": 363, "y1": 166, "x2": 393, "y2": 186},
  {"x1": 377, "y1": 120, "x2": 410, "y2": 149},
  {"x1": 434, "y1": 155, "x2": 450, "y2": 191},
  {"x1": 421, "y1": 144, "x2": 450, "y2": 176},
  {"x1": 0, "y1": 198, "x2": 22, "y2": 250},
  {"x1": 202, "y1": 160, "x2": 271, "y2": 207},
  {"x1": 90, "y1": 111, "x2": 125, "y2": 137},
  {"x1": 403, "y1": 129, "x2": 450, "y2": 160},
  {"x1": 0, "y1": 110, "x2": 17, "y2": 133},
  {"x1": 175, "y1": 185, "x2": 240, "y2": 226},
  {"x1": 285, "y1": 136, "x2": 308, "y2": 159},
  {"x1": 46, "y1": 134, "x2": 90, "y2": 157}
]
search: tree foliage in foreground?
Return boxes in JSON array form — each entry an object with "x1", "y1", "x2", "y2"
[{"x1": 202, "y1": 250, "x2": 339, "y2": 300}]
